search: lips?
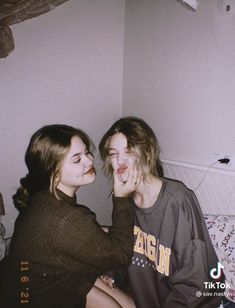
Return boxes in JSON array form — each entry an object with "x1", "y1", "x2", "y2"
[
  {"x1": 84, "y1": 167, "x2": 95, "y2": 175},
  {"x1": 117, "y1": 165, "x2": 128, "y2": 175}
]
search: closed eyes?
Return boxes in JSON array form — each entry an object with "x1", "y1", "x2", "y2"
[
  {"x1": 108, "y1": 150, "x2": 133, "y2": 157},
  {"x1": 73, "y1": 150, "x2": 93, "y2": 163}
]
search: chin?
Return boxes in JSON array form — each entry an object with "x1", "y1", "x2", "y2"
[
  {"x1": 87, "y1": 173, "x2": 96, "y2": 184},
  {"x1": 119, "y1": 172, "x2": 129, "y2": 182},
  {"x1": 78, "y1": 170, "x2": 96, "y2": 187},
  {"x1": 90, "y1": 175, "x2": 96, "y2": 183}
]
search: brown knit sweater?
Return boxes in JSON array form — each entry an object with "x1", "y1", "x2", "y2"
[{"x1": 0, "y1": 190, "x2": 134, "y2": 308}]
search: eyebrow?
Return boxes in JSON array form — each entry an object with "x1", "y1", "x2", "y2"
[
  {"x1": 69, "y1": 153, "x2": 82, "y2": 160},
  {"x1": 108, "y1": 148, "x2": 118, "y2": 151},
  {"x1": 108, "y1": 147, "x2": 129, "y2": 151}
]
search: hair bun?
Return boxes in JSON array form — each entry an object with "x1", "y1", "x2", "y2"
[
  {"x1": 20, "y1": 175, "x2": 30, "y2": 189},
  {"x1": 13, "y1": 175, "x2": 30, "y2": 211}
]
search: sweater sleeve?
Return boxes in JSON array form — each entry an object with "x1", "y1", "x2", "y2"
[
  {"x1": 54, "y1": 196, "x2": 134, "y2": 272},
  {"x1": 163, "y1": 192, "x2": 223, "y2": 308}
]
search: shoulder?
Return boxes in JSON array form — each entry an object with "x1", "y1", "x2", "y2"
[
  {"x1": 161, "y1": 177, "x2": 202, "y2": 218},
  {"x1": 26, "y1": 192, "x2": 96, "y2": 235},
  {"x1": 28, "y1": 191, "x2": 63, "y2": 216},
  {"x1": 29, "y1": 191, "x2": 93, "y2": 221},
  {"x1": 30, "y1": 190, "x2": 57, "y2": 206},
  {"x1": 162, "y1": 177, "x2": 194, "y2": 201}
]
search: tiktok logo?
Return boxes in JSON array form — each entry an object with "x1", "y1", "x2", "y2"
[{"x1": 210, "y1": 262, "x2": 224, "y2": 279}]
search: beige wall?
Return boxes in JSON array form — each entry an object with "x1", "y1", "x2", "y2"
[
  {"x1": 0, "y1": 0, "x2": 125, "y2": 237},
  {"x1": 123, "y1": 0, "x2": 235, "y2": 166}
]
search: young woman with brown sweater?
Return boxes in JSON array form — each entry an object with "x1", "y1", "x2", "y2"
[{"x1": 0, "y1": 124, "x2": 139, "y2": 308}]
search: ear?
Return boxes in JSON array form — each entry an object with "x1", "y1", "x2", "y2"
[
  {"x1": 54, "y1": 174, "x2": 61, "y2": 185},
  {"x1": 51, "y1": 171, "x2": 61, "y2": 188}
]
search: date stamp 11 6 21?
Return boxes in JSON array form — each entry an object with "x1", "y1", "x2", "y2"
[{"x1": 20, "y1": 261, "x2": 30, "y2": 304}]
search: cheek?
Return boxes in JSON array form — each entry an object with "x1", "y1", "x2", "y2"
[
  {"x1": 127, "y1": 155, "x2": 137, "y2": 166},
  {"x1": 75, "y1": 165, "x2": 85, "y2": 177},
  {"x1": 67, "y1": 165, "x2": 84, "y2": 179},
  {"x1": 123, "y1": 156, "x2": 138, "y2": 170}
]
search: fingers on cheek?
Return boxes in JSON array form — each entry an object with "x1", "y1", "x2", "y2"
[{"x1": 110, "y1": 159, "x2": 116, "y2": 169}]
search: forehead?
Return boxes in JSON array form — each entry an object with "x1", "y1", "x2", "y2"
[
  {"x1": 67, "y1": 136, "x2": 86, "y2": 156},
  {"x1": 109, "y1": 133, "x2": 128, "y2": 150}
]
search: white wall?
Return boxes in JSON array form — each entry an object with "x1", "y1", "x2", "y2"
[
  {"x1": 123, "y1": 0, "x2": 235, "y2": 168},
  {"x1": 0, "y1": 0, "x2": 125, "y2": 237},
  {"x1": 3, "y1": 0, "x2": 235, "y2": 236}
]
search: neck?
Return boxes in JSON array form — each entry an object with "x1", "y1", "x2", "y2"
[
  {"x1": 56, "y1": 183, "x2": 78, "y2": 197},
  {"x1": 134, "y1": 175, "x2": 162, "y2": 209}
]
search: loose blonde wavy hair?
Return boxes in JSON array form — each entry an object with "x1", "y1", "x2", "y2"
[{"x1": 99, "y1": 116, "x2": 163, "y2": 181}]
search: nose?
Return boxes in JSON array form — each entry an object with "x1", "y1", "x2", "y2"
[
  {"x1": 85, "y1": 153, "x2": 94, "y2": 165},
  {"x1": 117, "y1": 153, "x2": 127, "y2": 165}
]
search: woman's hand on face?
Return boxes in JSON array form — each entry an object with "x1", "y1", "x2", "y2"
[{"x1": 113, "y1": 163, "x2": 140, "y2": 197}]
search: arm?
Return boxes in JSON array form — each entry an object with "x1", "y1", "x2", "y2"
[
  {"x1": 163, "y1": 239, "x2": 208, "y2": 307},
  {"x1": 55, "y1": 164, "x2": 138, "y2": 273},
  {"x1": 163, "y1": 192, "x2": 223, "y2": 308},
  {"x1": 55, "y1": 196, "x2": 135, "y2": 271}
]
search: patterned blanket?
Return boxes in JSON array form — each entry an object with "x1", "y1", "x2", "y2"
[{"x1": 204, "y1": 214, "x2": 235, "y2": 303}]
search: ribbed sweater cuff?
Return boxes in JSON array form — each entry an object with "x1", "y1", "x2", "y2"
[{"x1": 112, "y1": 196, "x2": 133, "y2": 210}]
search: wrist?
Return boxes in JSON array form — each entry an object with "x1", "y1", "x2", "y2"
[{"x1": 112, "y1": 195, "x2": 132, "y2": 204}]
